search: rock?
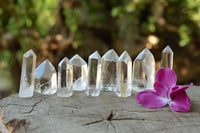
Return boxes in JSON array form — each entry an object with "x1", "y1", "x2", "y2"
[{"x1": 0, "y1": 86, "x2": 200, "y2": 133}]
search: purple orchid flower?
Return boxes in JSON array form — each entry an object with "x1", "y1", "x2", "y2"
[{"x1": 136, "y1": 68, "x2": 193, "y2": 112}]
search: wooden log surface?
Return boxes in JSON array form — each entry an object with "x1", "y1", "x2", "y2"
[{"x1": 0, "y1": 86, "x2": 200, "y2": 133}]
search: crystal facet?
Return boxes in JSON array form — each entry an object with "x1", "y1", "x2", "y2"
[
  {"x1": 161, "y1": 45, "x2": 173, "y2": 69},
  {"x1": 19, "y1": 50, "x2": 36, "y2": 98},
  {"x1": 86, "y1": 51, "x2": 101, "y2": 96},
  {"x1": 101, "y1": 49, "x2": 119, "y2": 91},
  {"x1": 116, "y1": 51, "x2": 132, "y2": 97},
  {"x1": 132, "y1": 48, "x2": 155, "y2": 92},
  {"x1": 57, "y1": 57, "x2": 73, "y2": 97},
  {"x1": 35, "y1": 59, "x2": 57, "y2": 95},
  {"x1": 70, "y1": 54, "x2": 87, "y2": 91}
]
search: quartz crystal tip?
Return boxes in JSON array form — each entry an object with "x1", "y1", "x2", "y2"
[
  {"x1": 132, "y1": 48, "x2": 155, "y2": 92},
  {"x1": 89, "y1": 51, "x2": 101, "y2": 59},
  {"x1": 57, "y1": 57, "x2": 73, "y2": 97},
  {"x1": 116, "y1": 51, "x2": 132, "y2": 97},
  {"x1": 161, "y1": 45, "x2": 173, "y2": 69},
  {"x1": 34, "y1": 59, "x2": 57, "y2": 95},
  {"x1": 70, "y1": 54, "x2": 87, "y2": 91},
  {"x1": 19, "y1": 49, "x2": 36, "y2": 98},
  {"x1": 86, "y1": 51, "x2": 101, "y2": 96},
  {"x1": 102, "y1": 49, "x2": 119, "y2": 61},
  {"x1": 70, "y1": 54, "x2": 87, "y2": 65}
]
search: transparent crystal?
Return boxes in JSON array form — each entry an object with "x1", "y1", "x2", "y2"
[
  {"x1": 116, "y1": 51, "x2": 132, "y2": 97},
  {"x1": 86, "y1": 51, "x2": 101, "y2": 96},
  {"x1": 34, "y1": 59, "x2": 57, "y2": 95},
  {"x1": 101, "y1": 49, "x2": 119, "y2": 91},
  {"x1": 57, "y1": 57, "x2": 73, "y2": 97},
  {"x1": 161, "y1": 45, "x2": 173, "y2": 69},
  {"x1": 70, "y1": 54, "x2": 87, "y2": 91},
  {"x1": 132, "y1": 48, "x2": 155, "y2": 92},
  {"x1": 19, "y1": 50, "x2": 36, "y2": 98}
]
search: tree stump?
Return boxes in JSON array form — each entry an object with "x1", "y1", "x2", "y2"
[{"x1": 0, "y1": 86, "x2": 200, "y2": 133}]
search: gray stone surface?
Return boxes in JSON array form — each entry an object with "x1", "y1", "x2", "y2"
[{"x1": 0, "y1": 86, "x2": 200, "y2": 133}]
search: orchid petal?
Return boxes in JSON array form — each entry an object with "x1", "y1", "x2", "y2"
[
  {"x1": 170, "y1": 83, "x2": 193, "y2": 99},
  {"x1": 154, "y1": 82, "x2": 169, "y2": 98},
  {"x1": 155, "y1": 68, "x2": 177, "y2": 89},
  {"x1": 169, "y1": 91, "x2": 191, "y2": 112},
  {"x1": 136, "y1": 90, "x2": 168, "y2": 108}
]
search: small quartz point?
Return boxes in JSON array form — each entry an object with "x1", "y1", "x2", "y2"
[
  {"x1": 57, "y1": 57, "x2": 73, "y2": 97},
  {"x1": 19, "y1": 50, "x2": 36, "y2": 98},
  {"x1": 101, "y1": 49, "x2": 119, "y2": 91},
  {"x1": 116, "y1": 51, "x2": 132, "y2": 97},
  {"x1": 132, "y1": 48, "x2": 155, "y2": 92},
  {"x1": 35, "y1": 59, "x2": 57, "y2": 95},
  {"x1": 86, "y1": 51, "x2": 101, "y2": 96},
  {"x1": 161, "y1": 45, "x2": 173, "y2": 69},
  {"x1": 70, "y1": 54, "x2": 87, "y2": 91}
]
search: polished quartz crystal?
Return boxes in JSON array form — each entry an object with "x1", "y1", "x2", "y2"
[
  {"x1": 86, "y1": 51, "x2": 101, "y2": 96},
  {"x1": 57, "y1": 57, "x2": 73, "y2": 97},
  {"x1": 161, "y1": 45, "x2": 173, "y2": 69},
  {"x1": 70, "y1": 54, "x2": 87, "y2": 91},
  {"x1": 101, "y1": 49, "x2": 119, "y2": 91},
  {"x1": 116, "y1": 51, "x2": 132, "y2": 97},
  {"x1": 19, "y1": 50, "x2": 36, "y2": 98},
  {"x1": 132, "y1": 48, "x2": 155, "y2": 92},
  {"x1": 34, "y1": 59, "x2": 57, "y2": 95}
]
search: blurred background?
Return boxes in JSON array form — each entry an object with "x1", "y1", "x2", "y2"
[{"x1": 0, "y1": 0, "x2": 199, "y2": 98}]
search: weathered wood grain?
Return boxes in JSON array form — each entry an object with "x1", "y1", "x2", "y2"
[{"x1": 0, "y1": 86, "x2": 200, "y2": 133}]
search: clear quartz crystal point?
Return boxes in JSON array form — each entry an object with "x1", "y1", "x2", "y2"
[
  {"x1": 101, "y1": 49, "x2": 119, "y2": 91},
  {"x1": 70, "y1": 54, "x2": 87, "y2": 91},
  {"x1": 116, "y1": 51, "x2": 132, "y2": 97},
  {"x1": 57, "y1": 57, "x2": 73, "y2": 97},
  {"x1": 86, "y1": 51, "x2": 101, "y2": 96},
  {"x1": 34, "y1": 59, "x2": 57, "y2": 95},
  {"x1": 161, "y1": 45, "x2": 173, "y2": 69},
  {"x1": 19, "y1": 50, "x2": 36, "y2": 98},
  {"x1": 132, "y1": 48, "x2": 155, "y2": 92}
]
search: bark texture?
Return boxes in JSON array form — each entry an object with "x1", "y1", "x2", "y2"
[{"x1": 0, "y1": 86, "x2": 200, "y2": 133}]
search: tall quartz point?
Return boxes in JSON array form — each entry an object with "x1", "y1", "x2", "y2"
[
  {"x1": 19, "y1": 50, "x2": 36, "y2": 98},
  {"x1": 116, "y1": 51, "x2": 132, "y2": 97},
  {"x1": 132, "y1": 48, "x2": 155, "y2": 92},
  {"x1": 161, "y1": 45, "x2": 173, "y2": 69},
  {"x1": 57, "y1": 57, "x2": 73, "y2": 97},
  {"x1": 70, "y1": 54, "x2": 87, "y2": 91},
  {"x1": 101, "y1": 49, "x2": 119, "y2": 91},
  {"x1": 86, "y1": 51, "x2": 101, "y2": 96},
  {"x1": 34, "y1": 59, "x2": 57, "y2": 95}
]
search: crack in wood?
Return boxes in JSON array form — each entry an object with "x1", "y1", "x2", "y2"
[
  {"x1": 23, "y1": 99, "x2": 43, "y2": 114},
  {"x1": 82, "y1": 119, "x2": 104, "y2": 126}
]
